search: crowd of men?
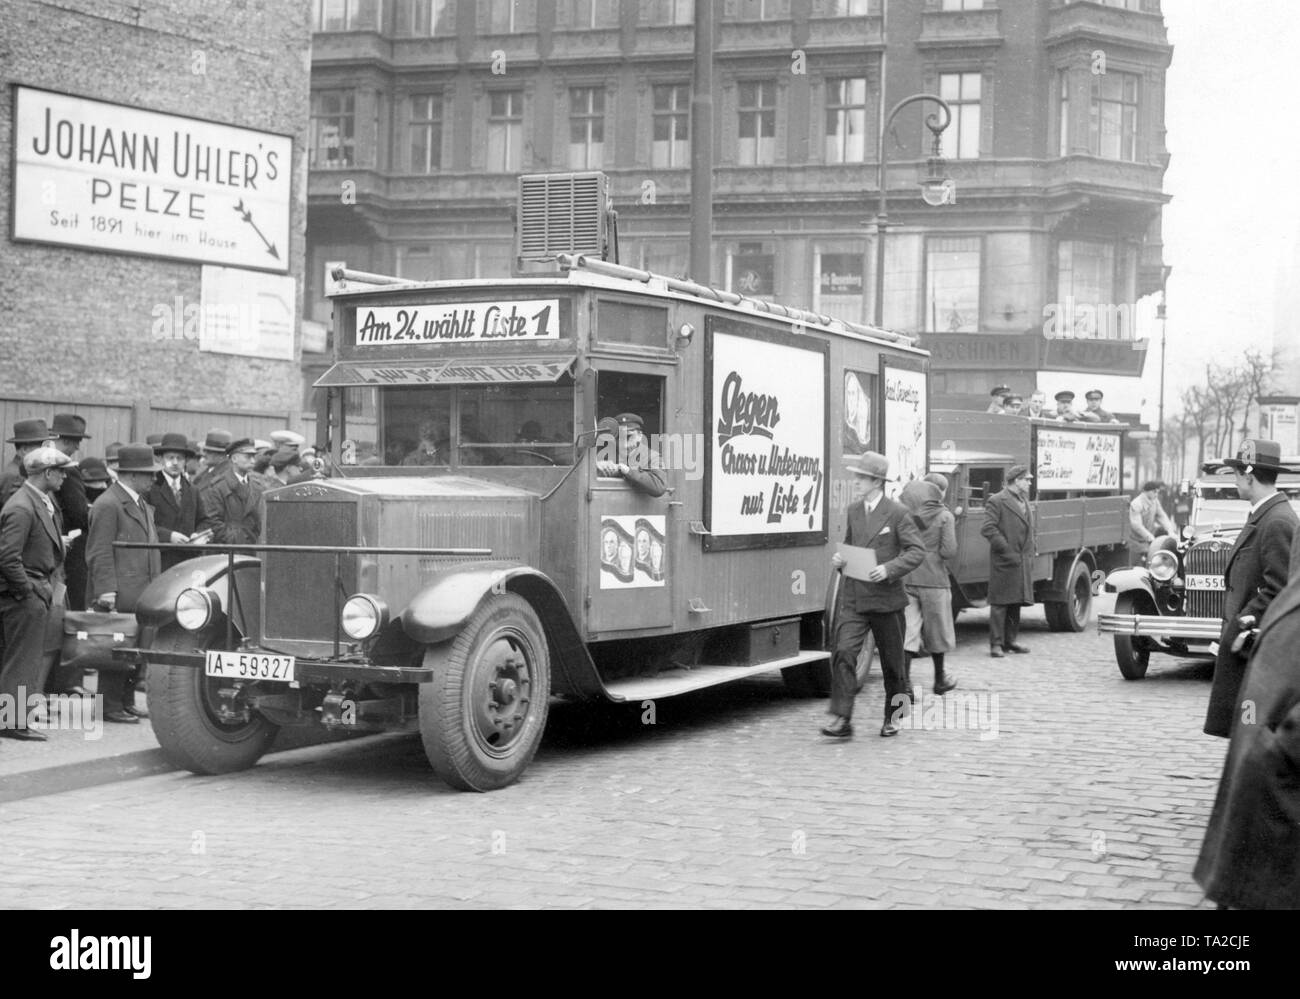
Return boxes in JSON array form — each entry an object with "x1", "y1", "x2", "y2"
[
  {"x1": 986, "y1": 386, "x2": 1123, "y2": 423},
  {"x1": 0, "y1": 414, "x2": 314, "y2": 737}
]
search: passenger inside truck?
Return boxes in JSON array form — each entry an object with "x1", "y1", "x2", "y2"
[{"x1": 965, "y1": 466, "x2": 1005, "y2": 508}]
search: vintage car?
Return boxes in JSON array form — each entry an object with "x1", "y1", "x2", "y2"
[{"x1": 1097, "y1": 461, "x2": 1300, "y2": 678}]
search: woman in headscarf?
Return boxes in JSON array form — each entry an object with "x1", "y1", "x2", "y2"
[{"x1": 900, "y1": 473, "x2": 959, "y2": 695}]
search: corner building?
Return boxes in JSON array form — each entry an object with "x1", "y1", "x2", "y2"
[{"x1": 307, "y1": 0, "x2": 1170, "y2": 411}]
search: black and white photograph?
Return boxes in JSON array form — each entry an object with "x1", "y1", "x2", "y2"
[{"x1": 0, "y1": 0, "x2": 1297, "y2": 951}]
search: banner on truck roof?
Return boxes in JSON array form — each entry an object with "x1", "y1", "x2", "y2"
[
  {"x1": 353, "y1": 300, "x2": 561, "y2": 346},
  {"x1": 704, "y1": 318, "x2": 828, "y2": 551}
]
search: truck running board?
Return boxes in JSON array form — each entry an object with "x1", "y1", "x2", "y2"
[{"x1": 602, "y1": 650, "x2": 831, "y2": 703}]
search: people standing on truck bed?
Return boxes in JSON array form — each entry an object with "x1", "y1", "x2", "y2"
[
  {"x1": 1002, "y1": 394, "x2": 1024, "y2": 415},
  {"x1": 1204, "y1": 439, "x2": 1299, "y2": 739},
  {"x1": 823, "y1": 452, "x2": 926, "y2": 740},
  {"x1": 1052, "y1": 391, "x2": 1085, "y2": 422},
  {"x1": 198, "y1": 439, "x2": 266, "y2": 546},
  {"x1": 900, "y1": 473, "x2": 959, "y2": 696},
  {"x1": 1025, "y1": 391, "x2": 1054, "y2": 419},
  {"x1": 981, "y1": 464, "x2": 1038, "y2": 658},
  {"x1": 986, "y1": 386, "x2": 1011, "y2": 414},
  {"x1": 1082, "y1": 389, "x2": 1121, "y2": 424},
  {"x1": 1126, "y1": 480, "x2": 1177, "y2": 567},
  {"x1": 595, "y1": 413, "x2": 667, "y2": 498}
]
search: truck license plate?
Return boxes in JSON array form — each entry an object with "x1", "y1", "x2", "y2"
[
  {"x1": 1186, "y1": 574, "x2": 1225, "y2": 591},
  {"x1": 205, "y1": 650, "x2": 295, "y2": 683}
]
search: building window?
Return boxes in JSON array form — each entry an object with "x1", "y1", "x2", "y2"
[
  {"x1": 1057, "y1": 240, "x2": 1122, "y2": 336},
  {"x1": 728, "y1": 242, "x2": 776, "y2": 299},
  {"x1": 652, "y1": 84, "x2": 690, "y2": 168},
  {"x1": 1090, "y1": 71, "x2": 1139, "y2": 161},
  {"x1": 488, "y1": 91, "x2": 524, "y2": 172},
  {"x1": 640, "y1": 243, "x2": 688, "y2": 279},
  {"x1": 409, "y1": 94, "x2": 442, "y2": 173},
  {"x1": 566, "y1": 0, "x2": 620, "y2": 28},
  {"x1": 824, "y1": 0, "x2": 870, "y2": 14},
  {"x1": 737, "y1": 81, "x2": 776, "y2": 165},
  {"x1": 643, "y1": 0, "x2": 693, "y2": 23},
  {"x1": 396, "y1": 0, "x2": 453, "y2": 36},
  {"x1": 312, "y1": 0, "x2": 379, "y2": 31},
  {"x1": 815, "y1": 250, "x2": 867, "y2": 325},
  {"x1": 941, "y1": 0, "x2": 983, "y2": 10},
  {"x1": 1058, "y1": 69, "x2": 1070, "y2": 156},
  {"x1": 484, "y1": 0, "x2": 523, "y2": 32},
  {"x1": 924, "y1": 236, "x2": 981, "y2": 333},
  {"x1": 310, "y1": 90, "x2": 355, "y2": 168},
  {"x1": 568, "y1": 87, "x2": 605, "y2": 169},
  {"x1": 733, "y1": 0, "x2": 787, "y2": 20},
  {"x1": 937, "y1": 72, "x2": 981, "y2": 160},
  {"x1": 824, "y1": 77, "x2": 869, "y2": 164}
]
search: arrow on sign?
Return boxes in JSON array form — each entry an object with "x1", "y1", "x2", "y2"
[{"x1": 232, "y1": 199, "x2": 280, "y2": 261}]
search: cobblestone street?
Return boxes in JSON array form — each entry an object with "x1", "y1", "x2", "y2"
[{"x1": 0, "y1": 596, "x2": 1227, "y2": 909}]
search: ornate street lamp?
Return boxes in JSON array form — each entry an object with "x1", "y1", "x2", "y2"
[{"x1": 872, "y1": 94, "x2": 953, "y2": 327}]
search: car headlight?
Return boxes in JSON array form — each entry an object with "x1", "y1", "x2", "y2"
[
  {"x1": 1148, "y1": 550, "x2": 1178, "y2": 582},
  {"x1": 341, "y1": 594, "x2": 388, "y2": 641},
  {"x1": 176, "y1": 587, "x2": 220, "y2": 632}
]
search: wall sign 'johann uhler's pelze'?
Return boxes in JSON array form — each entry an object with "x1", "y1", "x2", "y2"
[{"x1": 11, "y1": 86, "x2": 293, "y2": 273}]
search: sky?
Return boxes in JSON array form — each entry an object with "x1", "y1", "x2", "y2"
[{"x1": 1138, "y1": 0, "x2": 1300, "y2": 423}]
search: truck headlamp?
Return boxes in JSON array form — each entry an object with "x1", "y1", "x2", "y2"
[
  {"x1": 341, "y1": 594, "x2": 388, "y2": 641},
  {"x1": 176, "y1": 587, "x2": 220, "y2": 632},
  {"x1": 1148, "y1": 550, "x2": 1178, "y2": 583}
]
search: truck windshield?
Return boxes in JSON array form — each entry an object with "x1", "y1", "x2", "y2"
[{"x1": 343, "y1": 379, "x2": 576, "y2": 467}]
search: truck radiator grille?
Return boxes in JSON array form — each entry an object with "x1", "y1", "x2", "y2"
[
  {"x1": 263, "y1": 501, "x2": 358, "y2": 642},
  {"x1": 1184, "y1": 543, "x2": 1227, "y2": 620}
]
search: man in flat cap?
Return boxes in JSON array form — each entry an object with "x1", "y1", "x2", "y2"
[
  {"x1": 1053, "y1": 390, "x2": 1084, "y2": 423},
  {"x1": 1204, "y1": 439, "x2": 1298, "y2": 739},
  {"x1": 824, "y1": 451, "x2": 926, "y2": 739},
  {"x1": 199, "y1": 439, "x2": 265, "y2": 545},
  {"x1": 0, "y1": 446, "x2": 72, "y2": 739},
  {"x1": 146, "y1": 433, "x2": 204, "y2": 571},
  {"x1": 982, "y1": 464, "x2": 1038, "y2": 657},
  {"x1": 595, "y1": 413, "x2": 667, "y2": 497},
  {"x1": 49, "y1": 414, "x2": 92, "y2": 612},
  {"x1": 86, "y1": 443, "x2": 164, "y2": 722},
  {"x1": 986, "y1": 387, "x2": 1011, "y2": 414},
  {"x1": 0, "y1": 418, "x2": 53, "y2": 507}
]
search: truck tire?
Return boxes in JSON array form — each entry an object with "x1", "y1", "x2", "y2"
[
  {"x1": 420, "y1": 593, "x2": 550, "y2": 792},
  {"x1": 146, "y1": 627, "x2": 279, "y2": 775},
  {"x1": 1045, "y1": 560, "x2": 1092, "y2": 632},
  {"x1": 1113, "y1": 592, "x2": 1152, "y2": 680}
]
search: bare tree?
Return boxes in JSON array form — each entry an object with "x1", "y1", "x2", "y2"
[{"x1": 1238, "y1": 347, "x2": 1280, "y2": 439}]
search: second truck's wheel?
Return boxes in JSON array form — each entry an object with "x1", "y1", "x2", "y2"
[
  {"x1": 1113, "y1": 592, "x2": 1152, "y2": 680},
  {"x1": 1046, "y1": 560, "x2": 1093, "y2": 632},
  {"x1": 420, "y1": 593, "x2": 551, "y2": 792},
  {"x1": 146, "y1": 628, "x2": 280, "y2": 775}
]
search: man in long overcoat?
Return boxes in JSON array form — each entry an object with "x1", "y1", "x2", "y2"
[
  {"x1": 981, "y1": 464, "x2": 1037, "y2": 657},
  {"x1": 1204, "y1": 439, "x2": 1297, "y2": 738},
  {"x1": 1193, "y1": 565, "x2": 1300, "y2": 908},
  {"x1": 198, "y1": 439, "x2": 265, "y2": 545},
  {"x1": 146, "y1": 432, "x2": 201, "y2": 571},
  {"x1": 86, "y1": 443, "x2": 163, "y2": 722}
]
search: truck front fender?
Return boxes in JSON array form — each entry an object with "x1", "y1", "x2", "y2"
[
  {"x1": 402, "y1": 564, "x2": 606, "y2": 701},
  {"x1": 136, "y1": 554, "x2": 262, "y2": 637}
]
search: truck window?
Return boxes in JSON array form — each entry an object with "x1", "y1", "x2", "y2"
[
  {"x1": 966, "y1": 466, "x2": 1004, "y2": 509},
  {"x1": 597, "y1": 371, "x2": 664, "y2": 435},
  {"x1": 345, "y1": 380, "x2": 577, "y2": 467}
]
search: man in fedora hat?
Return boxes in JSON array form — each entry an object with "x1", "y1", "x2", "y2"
[
  {"x1": 0, "y1": 446, "x2": 72, "y2": 739},
  {"x1": 982, "y1": 464, "x2": 1038, "y2": 657},
  {"x1": 192, "y1": 428, "x2": 234, "y2": 494},
  {"x1": 146, "y1": 433, "x2": 205, "y2": 571},
  {"x1": 86, "y1": 443, "x2": 164, "y2": 722},
  {"x1": 823, "y1": 451, "x2": 925, "y2": 739},
  {"x1": 49, "y1": 413, "x2": 92, "y2": 612},
  {"x1": 0, "y1": 418, "x2": 53, "y2": 507},
  {"x1": 1204, "y1": 439, "x2": 1298, "y2": 739},
  {"x1": 198, "y1": 438, "x2": 265, "y2": 545}
]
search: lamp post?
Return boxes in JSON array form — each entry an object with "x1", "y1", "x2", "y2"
[
  {"x1": 1155, "y1": 264, "x2": 1172, "y2": 480},
  {"x1": 872, "y1": 95, "x2": 953, "y2": 328}
]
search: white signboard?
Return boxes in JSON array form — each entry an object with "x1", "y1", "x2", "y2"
[
  {"x1": 881, "y1": 360, "x2": 927, "y2": 496},
  {"x1": 598, "y1": 516, "x2": 667, "y2": 589},
  {"x1": 355, "y1": 300, "x2": 560, "y2": 345},
  {"x1": 707, "y1": 325, "x2": 826, "y2": 547},
  {"x1": 1263, "y1": 404, "x2": 1299, "y2": 454},
  {"x1": 198, "y1": 266, "x2": 296, "y2": 360},
  {"x1": 1036, "y1": 428, "x2": 1121, "y2": 491},
  {"x1": 12, "y1": 87, "x2": 292, "y2": 273}
]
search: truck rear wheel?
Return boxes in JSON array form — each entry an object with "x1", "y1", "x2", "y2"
[
  {"x1": 146, "y1": 628, "x2": 279, "y2": 775},
  {"x1": 1113, "y1": 592, "x2": 1152, "y2": 680},
  {"x1": 419, "y1": 593, "x2": 551, "y2": 792},
  {"x1": 1045, "y1": 560, "x2": 1092, "y2": 632}
]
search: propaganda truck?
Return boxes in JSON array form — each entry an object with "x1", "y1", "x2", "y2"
[
  {"x1": 117, "y1": 172, "x2": 936, "y2": 791},
  {"x1": 929, "y1": 409, "x2": 1131, "y2": 631}
]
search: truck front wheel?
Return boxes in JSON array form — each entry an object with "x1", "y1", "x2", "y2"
[
  {"x1": 419, "y1": 593, "x2": 551, "y2": 792},
  {"x1": 146, "y1": 627, "x2": 279, "y2": 775},
  {"x1": 1113, "y1": 592, "x2": 1153, "y2": 680}
]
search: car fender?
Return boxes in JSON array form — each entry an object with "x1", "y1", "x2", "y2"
[
  {"x1": 135, "y1": 554, "x2": 262, "y2": 636},
  {"x1": 1104, "y1": 567, "x2": 1157, "y2": 605},
  {"x1": 402, "y1": 563, "x2": 606, "y2": 701}
]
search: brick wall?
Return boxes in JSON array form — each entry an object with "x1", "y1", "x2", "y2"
[{"x1": 0, "y1": 0, "x2": 311, "y2": 415}]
